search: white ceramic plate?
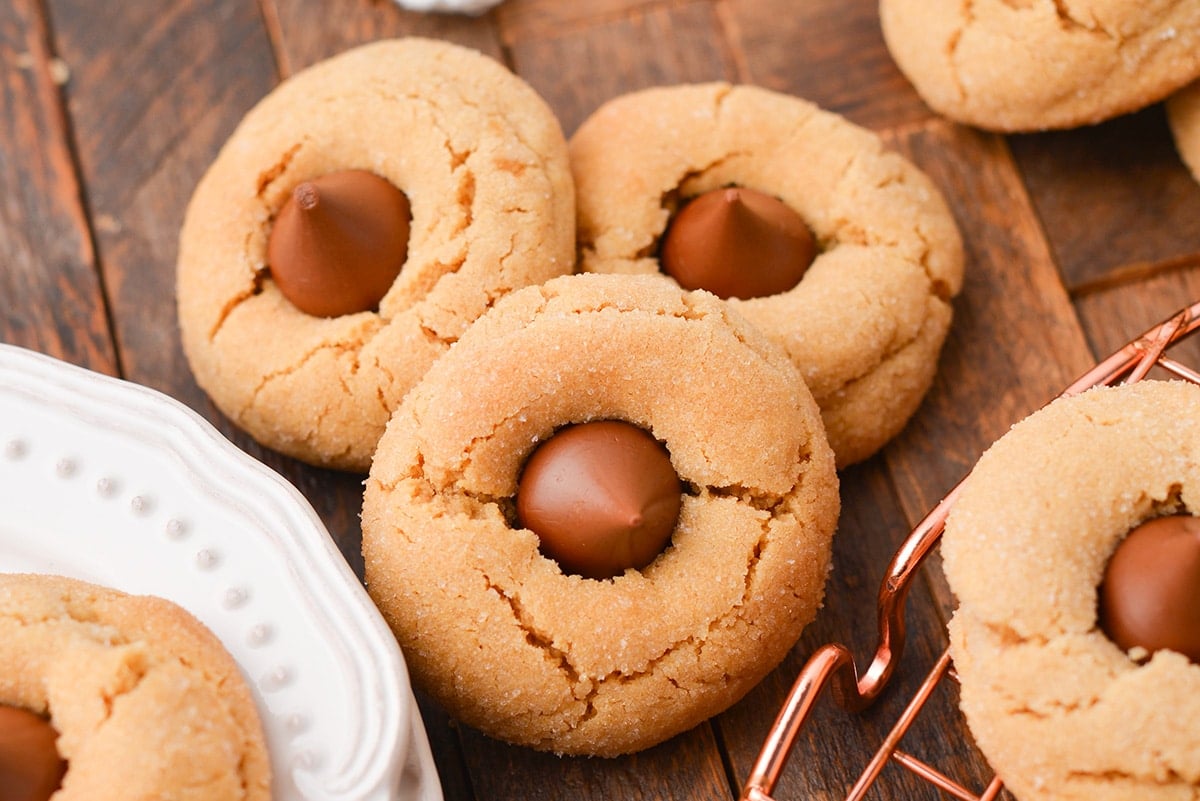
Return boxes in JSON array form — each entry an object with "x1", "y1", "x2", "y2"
[{"x1": 0, "y1": 343, "x2": 442, "y2": 801}]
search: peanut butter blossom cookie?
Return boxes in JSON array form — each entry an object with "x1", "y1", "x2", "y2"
[
  {"x1": 943, "y1": 381, "x2": 1200, "y2": 800},
  {"x1": 569, "y1": 83, "x2": 964, "y2": 467},
  {"x1": 362, "y1": 273, "x2": 840, "y2": 756},
  {"x1": 177, "y1": 37, "x2": 575, "y2": 471},
  {"x1": 1168, "y1": 79, "x2": 1200, "y2": 186},
  {"x1": 0, "y1": 574, "x2": 270, "y2": 801},
  {"x1": 881, "y1": 0, "x2": 1200, "y2": 132}
]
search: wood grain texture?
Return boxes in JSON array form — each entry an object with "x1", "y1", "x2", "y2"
[
  {"x1": 496, "y1": 0, "x2": 665, "y2": 43},
  {"x1": 1010, "y1": 105, "x2": 1200, "y2": 293},
  {"x1": 0, "y1": 0, "x2": 113, "y2": 371},
  {"x1": 721, "y1": 0, "x2": 933, "y2": 131},
  {"x1": 882, "y1": 122, "x2": 1096, "y2": 628},
  {"x1": 882, "y1": 123, "x2": 1095, "y2": 516},
  {"x1": 506, "y1": 1, "x2": 738, "y2": 136},
  {"x1": 268, "y1": 0, "x2": 501, "y2": 75},
  {"x1": 46, "y1": 0, "x2": 278, "y2": 398},
  {"x1": 718, "y1": 462, "x2": 989, "y2": 800},
  {"x1": 1076, "y1": 264, "x2": 1200, "y2": 362},
  {"x1": 459, "y1": 723, "x2": 733, "y2": 801}
]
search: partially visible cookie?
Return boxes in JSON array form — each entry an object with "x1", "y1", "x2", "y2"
[
  {"x1": 1168, "y1": 79, "x2": 1200, "y2": 184},
  {"x1": 943, "y1": 381, "x2": 1200, "y2": 800},
  {"x1": 881, "y1": 0, "x2": 1200, "y2": 132},
  {"x1": 178, "y1": 37, "x2": 574, "y2": 471},
  {"x1": 569, "y1": 83, "x2": 963, "y2": 467},
  {"x1": 0, "y1": 573, "x2": 271, "y2": 801},
  {"x1": 362, "y1": 273, "x2": 840, "y2": 757}
]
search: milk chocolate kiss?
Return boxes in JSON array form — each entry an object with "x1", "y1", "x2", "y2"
[
  {"x1": 1099, "y1": 514, "x2": 1200, "y2": 663},
  {"x1": 267, "y1": 169, "x2": 411, "y2": 318},
  {"x1": 516, "y1": 420, "x2": 683, "y2": 580},
  {"x1": 659, "y1": 186, "x2": 816, "y2": 300},
  {"x1": 0, "y1": 705, "x2": 66, "y2": 801}
]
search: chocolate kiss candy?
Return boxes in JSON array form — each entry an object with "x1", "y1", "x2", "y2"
[
  {"x1": 516, "y1": 420, "x2": 683, "y2": 580},
  {"x1": 267, "y1": 169, "x2": 411, "y2": 318},
  {"x1": 659, "y1": 186, "x2": 816, "y2": 300},
  {"x1": 0, "y1": 705, "x2": 66, "y2": 801},
  {"x1": 1099, "y1": 514, "x2": 1200, "y2": 663}
]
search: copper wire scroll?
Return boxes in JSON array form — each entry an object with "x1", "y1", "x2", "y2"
[{"x1": 739, "y1": 299, "x2": 1200, "y2": 801}]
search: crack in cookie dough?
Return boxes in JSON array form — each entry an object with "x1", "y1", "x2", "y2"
[
  {"x1": 508, "y1": 508, "x2": 781, "y2": 750},
  {"x1": 254, "y1": 141, "x2": 304, "y2": 198}
]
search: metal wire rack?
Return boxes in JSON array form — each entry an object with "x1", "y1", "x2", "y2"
[{"x1": 738, "y1": 299, "x2": 1200, "y2": 801}]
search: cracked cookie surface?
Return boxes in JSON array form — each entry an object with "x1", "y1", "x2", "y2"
[
  {"x1": 881, "y1": 0, "x2": 1200, "y2": 132},
  {"x1": 177, "y1": 38, "x2": 575, "y2": 471},
  {"x1": 943, "y1": 381, "x2": 1200, "y2": 800},
  {"x1": 0, "y1": 573, "x2": 270, "y2": 801},
  {"x1": 568, "y1": 83, "x2": 963, "y2": 468},
  {"x1": 361, "y1": 273, "x2": 840, "y2": 756},
  {"x1": 1168, "y1": 79, "x2": 1200, "y2": 185}
]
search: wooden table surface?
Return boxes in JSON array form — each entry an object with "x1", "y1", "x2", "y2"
[{"x1": 5, "y1": 1, "x2": 1200, "y2": 799}]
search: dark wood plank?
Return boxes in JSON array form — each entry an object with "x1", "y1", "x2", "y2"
[
  {"x1": 881, "y1": 121, "x2": 1095, "y2": 573},
  {"x1": 268, "y1": 0, "x2": 502, "y2": 76},
  {"x1": 46, "y1": 0, "x2": 277, "y2": 397},
  {"x1": 496, "y1": 0, "x2": 663, "y2": 42},
  {"x1": 722, "y1": 0, "x2": 934, "y2": 131},
  {"x1": 1010, "y1": 105, "x2": 1200, "y2": 293},
  {"x1": 1076, "y1": 265, "x2": 1200, "y2": 363},
  {"x1": 879, "y1": 125, "x2": 1094, "y2": 783},
  {"x1": 0, "y1": 0, "x2": 114, "y2": 371},
  {"x1": 504, "y1": 1, "x2": 739, "y2": 136},
  {"x1": 461, "y1": 724, "x2": 732, "y2": 801}
]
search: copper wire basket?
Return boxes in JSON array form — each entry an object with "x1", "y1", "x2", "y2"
[{"x1": 738, "y1": 299, "x2": 1200, "y2": 801}]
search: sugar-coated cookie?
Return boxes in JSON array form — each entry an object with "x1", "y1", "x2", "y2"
[
  {"x1": 1168, "y1": 79, "x2": 1200, "y2": 184},
  {"x1": 0, "y1": 573, "x2": 271, "y2": 801},
  {"x1": 362, "y1": 273, "x2": 840, "y2": 756},
  {"x1": 177, "y1": 38, "x2": 575, "y2": 471},
  {"x1": 943, "y1": 381, "x2": 1200, "y2": 800},
  {"x1": 569, "y1": 83, "x2": 963, "y2": 467},
  {"x1": 881, "y1": 0, "x2": 1200, "y2": 132}
]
